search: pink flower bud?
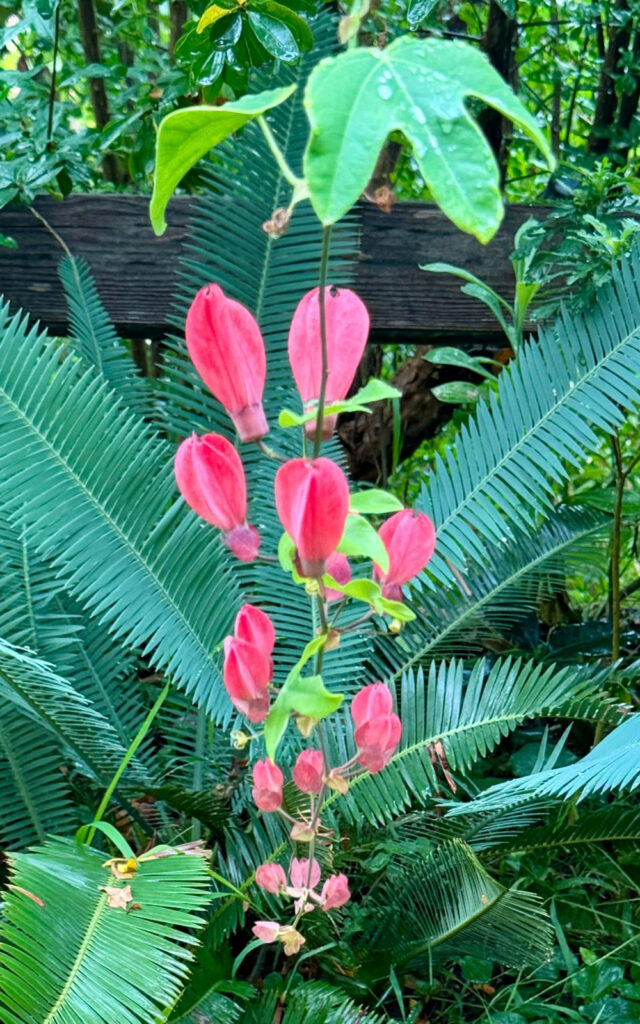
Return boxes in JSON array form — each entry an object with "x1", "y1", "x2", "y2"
[
  {"x1": 234, "y1": 604, "x2": 275, "y2": 656},
  {"x1": 174, "y1": 433, "x2": 260, "y2": 562},
  {"x1": 223, "y1": 637, "x2": 271, "y2": 722},
  {"x1": 274, "y1": 458, "x2": 350, "y2": 577},
  {"x1": 373, "y1": 509, "x2": 436, "y2": 600},
  {"x1": 252, "y1": 920, "x2": 281, "y2": 943},
  {"x1": 351, "y1": 683, "x2": 393, "y2": 728},
  {"x1": 289, "y1": 857, "x2": 321, "y2": 891},
  {"x1": 354, "y1": 713, "x2": 402, "y2": 773},
  {"x1": 321, "y1": 873, "x2": 351, "y2": 912},
  {"x1": 288, "y1": 286, "x2": 369, "y2": 440},
  {"x1": 255, "y1": 863, "x2": 287, "y2": 895},
  {"x1": 252, "y1": 759, "x2": 284, "y2": 812},
  {"x1": 324, "y1": 552, "x2": 351, "y2": 603},
  {"x1": 292, "y1": 749, "x2": 325, "y2": 794},
  {"x1": 186, "y1": 284, "x2": 268, "y2": 442}
]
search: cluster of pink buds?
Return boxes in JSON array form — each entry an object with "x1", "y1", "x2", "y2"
[
  {"x1": 223, "y1": 605, "x2": 276, "y2": 722},
  {"x1": 252, "y1": 857, "x2": 350, "y2": 954},
  {"x1": 174, "y1": 279, "x2": 437, "y2": 957}
]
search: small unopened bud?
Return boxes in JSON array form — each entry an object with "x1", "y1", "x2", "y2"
[
  {"x1": 325, "y1": 769, "x2": 349, "y2": 795},
  {"x1": 262, "y1": 207, "x2": 292, "y2": 239},
  {"x1": 305, "y1": 579, "x2": 320, "y2": 596},
  {"x1": 324, "y1": 629, "x2": 341, "y2": 651},
  {"x1": 231, "y1": 729, "x2": 251, "y2": 750},
  {"x1": 290, "y1": 821, "x2": 315, "y2": 843},
  {"x1": 389, "y1": 618, "x2": 403, "y2": 634},
  {"x1": 296, "y1": 714, "x2": 317, "y2": 738}
]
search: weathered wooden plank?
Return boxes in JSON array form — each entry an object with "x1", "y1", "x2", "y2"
[{"x1": 0, "y1": 195, "x2": 546, "y2": 339}]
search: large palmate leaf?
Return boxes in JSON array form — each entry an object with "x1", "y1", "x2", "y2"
[
  {"x1": 420, "y1": 248, "x2": 640, "y2": 587},
  {"x1": 452, "y1": 713, "x2": 640, "y2": 813},
  {"x1": 0, "y1": 837, "x2": 211, "y2": 1024},
  {"x1": 363, "y1": 839, "x2": 552, "y2": 970},
  {"x1": 150, "y1": 84, "x2": 297, "y2": 234},
  {"x1": 0, "y1": 299, "x2": 240, "y2": 718},
  {"x1": 303, "y1": 36, "x2": 553, "y2": 237}
]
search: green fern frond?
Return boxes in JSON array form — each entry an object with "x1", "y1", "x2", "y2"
[
  {"x1": 420, "y1": 248, "x2": 640, "y2": 585},
  {"x1": 58, "y1": 254, "x2": 149, "y2": 413},
  {"x1": 490, "y1": 806, "x2": 640, "y2": 855},
  {"x1": 0, "y1": 837, "x2": 211, "y2": 1024},
  {"x1": 363, "y1": 839, "x2": 552, "y2": 970},
  {"x1": 0, "y1": 299, "x2": 240, "y2": 717}
]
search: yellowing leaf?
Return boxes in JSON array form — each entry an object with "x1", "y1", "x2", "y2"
[{"x1": 197, "y1": 4, "x2": 235, "y2": 32}]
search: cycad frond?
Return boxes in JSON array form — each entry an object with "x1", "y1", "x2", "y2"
[
  {"x1": 0, "y1": 300, "x2": 240, "y2": 717},
  {"x1": 0, "y1": 705, "x2": 76, "y2": 847},
  {"x1": 420, "y1": 248, "x2": 640, "y2": 585},
  {"x1": 0, "y1": 837, "x2": 211, "y2": 1024},
  {"x1": 451, "y1": 712, "x2": 640, "y2": 812},
  {"x1": 492, "y1": 806, "x2": 640, "y2": 855},
  {"x1": 58, "y1": 254, "x2": 149, "y2": 412},
  {"x1": 330, "y1": 658, "x2": 613, "y2": 826},
  {"x1": 364, "y1": 839, "x2": 552, "y2": 970}
]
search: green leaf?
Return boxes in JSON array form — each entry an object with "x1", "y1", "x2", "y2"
[
  {"x1": 338, "y1": 514, "x2": 389, "y2": 572},
  {"x1": 431, "y1": 381, "x2": 481, "y2": 404},
  {"x1": 76, "y1": 820, "x2": 137, "y2": 861},
  {"x1": 277, "y1": 531, "x2": 296, "y2": 572},
  {"x1": 323, "y1": 576, "x2": 382, "y2": 604},
  {"x1": 378, "y1": 597, "x2": 416, "y2": 621},
  {"x1": 278, "y1": 377, "x2": 401, "y2": 428},
  {"x1": 264, "y1": 672, "x2": 342, "y2": 759},
  {"x1": 423, "y1": 345, "x2": 498, "y2": 381},
  {"x1": 349, "y1": 489, "x2": 404, "y2": 514},
  {"x1": 0, "y1": 837, "x2": 211, "y2": 1024},
  {"x1": 255, "y1": 0, "x2": 314, "y2": 49},
  {"x1": 407, "y1": 0, "x2": 439, "y2": 27},
  {"x1": 247, "y1": 10, "x2": 300, "y2": 61},
  {"x1": 304, "y1": 36, "x2": 553, "y2": 238},
  {"x1": 150, "y1": 84, "x2": 296, "y2": 235}
]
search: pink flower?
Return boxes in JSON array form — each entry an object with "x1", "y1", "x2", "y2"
[
  {"x1": 185, "y1": 284, "x2": 268, "y2": 442},
  {"x1": 174, "y1": 433, "x2": 260, "y2": 562},
  {"x1": 351, "y1": 683, "x2": 393, "y2": 726},
  {"x1": 223, "y1": 637, "x2": 271, "y2": 722},
  {"x1": 234, "y1": 604, "x2": 275, "y2": 658},
  {"x1": 274, "y1": 458, "x2": 350, "y2": 577},
  {"x1": 288, "y1": 286, "x2": 369, "y2": 440},
  {"x1": 292, "y1": 749, "x2": 325, "y2": 794},
  {"x1": 373, "y1": 509, "x2": 436, "y2": 600},
  {"x1": 252, "y1": 759, "x2": 284, "y2": 812},
  {"x1": 324, "y1": 552, "x2": 351, "y2": 603},
  {"x1": 354, "y1": 714, "x2": 402, "y2": 773},
  {"x1": 255, "y1": 863, "x2": 287, "y2": 895},
  {"x1": 280, "y1": 926, "x2": 306, "y2": 956},
  {"x1": 252, "y1": 920, "x2": 281, "y2": 943},
  {"x1": 289, "y1": 857, "x2": 321, "y2": 891},
  {"x1": 321, "y1": 873, "x2": 351, "y2": 912}
]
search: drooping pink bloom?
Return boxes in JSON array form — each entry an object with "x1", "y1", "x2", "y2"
[
  {"x1": 223, "y1": 637, "x2": 271, "y2": 722},
  {"x1": 288, "y1": 286, "x2": 369, "y2": 440},
  {"x1": 289, "y1": 857, "x2": 321, "y2": 891},
  {"x1": 252, "y1": 920, "x2": 281, "y2": 943},
  {"x1": 234, "y1": 604, "x2": 275, "y2": 658},
  {"x1": 185, "y1": 284, "x2": 268, "y2": 442},
  {"x1": 274, "y1": 458, "x2": 350, "y2": 577},
  {"x1": 324, "y1": 552, "x2": 351, "y2": 603},
  {"x1": 351, "y1": 683, "x2": 393, "y2": 727},
  {"x1": 255, "y1": 863, "x2": 287, "y2": 895},
  {"x1": 354, "y1": 714, "x2": 402, "y2": 773},
  {"x1": 252, "y1": 759, "x2": 284, "y2": 812},
  {"x1": 373, "y1": 508, "x2": 436, "y2": 600},
  {"x1": 292, "y1": 749, "x2": 325, "y2": 794},
  {"x1": 280, "y1": 926, "x2": 306, "y2": 955},
  {"x1": 321, "y1": 873, "x2": 351, "y2": 912},
  {"x1": 174, "y1": 433, "x2": 260, "y2": 561}
]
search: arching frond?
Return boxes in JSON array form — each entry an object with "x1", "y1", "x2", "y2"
[
  {"x1": 0, "y1": 837, "x2": 211, "y2": 1024},
  {"x1": 490, "y1": 806, "x2": 640, "y2": 855}
]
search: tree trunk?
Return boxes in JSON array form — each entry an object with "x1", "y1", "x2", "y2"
[
  {"x1": 478, "y1": 0, "x2": 519, "y2": 184},
  {"x1": 615, "y1": 26, "x2": 640, "y2": 162},
  {"x1": 588, "y1": 0, "x2": 633, "y2": 155},
  {"x1": 170, "y1": 1, "x2": 188, "y2": 58},
  {"x1": 77, "y1": 0, "x2": 123, "y2": 183}
]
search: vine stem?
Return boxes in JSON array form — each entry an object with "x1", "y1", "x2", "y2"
[
  {"x1": 313, "y1": 226, "x2": 333, "y2": 458},
  {"x1": 256, "y1": 115, "x2": 302, "y2": 190},
  {"x1": 87, "y1": 681, "x2": 171, "y2": 844}
]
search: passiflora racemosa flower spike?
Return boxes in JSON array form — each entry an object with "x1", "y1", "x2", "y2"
[
  {"x1": 274, "y1": 457, "x2": 350, "y2": 577},
  {"x1": 174, "y1": 433, "x2": 260, "y2": 562},
  {"x1": 185, "y1": 283, "x2": 268, "y2": 442},
  {"x1": 288, "y1": 285, "x2": 369, "y2": 441}
]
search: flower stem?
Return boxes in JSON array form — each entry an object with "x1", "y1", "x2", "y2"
[{"x1": 313, "y1": 226, "x2": 333, "y2": 458}]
